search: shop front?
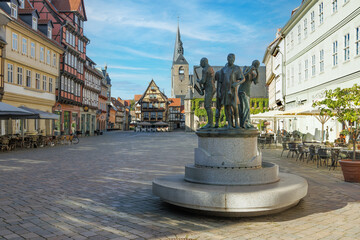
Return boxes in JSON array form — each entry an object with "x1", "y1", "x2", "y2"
[
  {"x1": 53, "y1": 103, "x2": 80, "y2": 135},
  {"x1": 80, "y1": 106, "x2": 97, "y2": 136}
]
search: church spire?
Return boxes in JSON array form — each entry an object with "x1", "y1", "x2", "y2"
[{"x1": 173, "y1": 22, "x2": 187, "y2": 64}]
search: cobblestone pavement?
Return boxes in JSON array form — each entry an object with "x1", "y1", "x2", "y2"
[{"x1": 0, "y1": 131, "x2": 360, "y2": 240}]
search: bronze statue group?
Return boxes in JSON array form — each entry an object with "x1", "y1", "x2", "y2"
[{"x1": 196, "y1": 54, "x2": 260, "y2": 130}]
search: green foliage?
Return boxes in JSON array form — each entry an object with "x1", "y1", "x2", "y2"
[
  {"x1": 192, "y1": 98, "x2": 226, "y2": 127},
  {"x1": 313, "y1": 84, "x2": 360, "y2": 160},
  {"x1": 250, "y1": 98, "x2": 269, "y2": 114},
  {"x1": 192, "y1": 97, "x2": 268, "y2": 128}
]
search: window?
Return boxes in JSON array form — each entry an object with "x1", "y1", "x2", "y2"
[
  {"x1": 311, "y1": 11, "x2": 315, "y2": 32},
  {"x1": 71, "y1": 79, "x2": 74, "y2": 93},
  {"x1": 7, "y1": 64, "x2": 13, "y2": 83},
  {"x1": 291, "y1": 67, "x2": 294, "y2": 86},
  {"x1": 11, "y1": 3, "x2": 17, "y2": 18},
  {"x1": 17, "y1": 67, "x2": 23, "y2": 85},
  {"x1": 49, "y1": 78, "x2": 53, "y2": 92},
  {"x1": 19, "y1": 0, "x2": 24, "y2": 8},
  {"x1": 32, "y1": 17, "x2": 37, "y2": 31},
  {"x1": 12, "y1": 33, "x2": 18, "y2": 50},
  {"x1": 26, "y1": 70, "x2": 31, "y2": 87},
  {"x1": 332, "y1": 0, "x2": 338, "y2": 13},
  {"x1": 312, "y1": 55, "x2": 316, "y2": 76},
  {"x1": 46, "y1": 50, "x2": 50, "y2": 64},
  {"x1": 43, "y1": 75, "x2": 47, "y2": 91},
  {"x1": 53, "y1": 53, "x2": 56, "y2": 67},
  {"x1": 143, "y1": 112, "x2": 149, "y2": 120},
  {"x1": 287, "y1": 70, "x2": 290, "y2": 87},
  {"x1": 291, "y1": 32, "x2": 294, "y2": 48},
  {"x1": 356, "y1": 27, "x2": 360, "y2": 56},
  {"x1": 304, "y1": 18, "x2": 308, "y2": 38},
  {"x1": 66, "y1": 30, "x2": 69, "y2": 43},
  {"x1": 61, "y1": 76, "x2": 64, "y2": 90},
  {"x1": 344, "y1": 33, "x2": 350, "y2": 61},
  {"x1": 75, "y1": 15, "x2": 78, "y2": 26},
  {"x1": 333, "y1": 41, "x2": 338, "y2": 66},
  {"x1": 31, "y1": 42, "x2": 35, "y2": 58},
  {"x1": 320, "y1": 49, "x2": 324, "y2": 73},
  {"x1": 298, "y1": 24, "x2": 301, "y2": 44},
  {"x1": 40, "y1": 47, "x2": 44, "y2": 62},
  {"x1": 319, "y1": 2, "x2": 324, "y2": 25},
  {"x1": 298, "y1": 63, "x2": 302, "y2": 84},
  {"x1": 151, "y1": 112, "x2": 156, "y2": 120},
  {"x1": 35, "y1": 73, "x2": 40, "y2": 89},
  {"x1": 48, "y1": 26, "x2": 52, "y2": 39},
  {"x1": 304, "y1": 59, "x2": 309, "y2": 81},
  {"x1": 22, "y1": 38, "x2": 27, "y2": 55}
]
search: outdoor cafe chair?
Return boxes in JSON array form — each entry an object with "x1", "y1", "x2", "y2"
[
  {"x1": 296, "y1": 144, "x2": 308, "y2": 162},
  {"x1": 281, "y1": 142, "x2": 289, "y2": 157},
  {"x1": 287, "y1": 142, "x2": 298, "y2": 158},
  {"x1": 329, "y1": 148, "x2": 340, "y2": 170},
  {"x1": 307, "y1": 145, "x2": 318, "y2": 164},
  {"x1": 317, "y1": 148, "x2": 330, "y2": 168}
]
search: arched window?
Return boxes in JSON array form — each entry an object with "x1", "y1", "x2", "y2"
[{"x1": 179, "y1": 67, "x2": 184, "y2": 75}]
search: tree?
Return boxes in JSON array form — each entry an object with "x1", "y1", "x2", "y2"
[{"x1": 313, "y1": 84, "x2": 360, "y2": 161}]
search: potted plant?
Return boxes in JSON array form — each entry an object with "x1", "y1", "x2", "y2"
[{"x1": 313, "y1": 84, "x2": 360, "y2": 183}]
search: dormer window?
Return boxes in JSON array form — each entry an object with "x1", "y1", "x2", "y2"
[
  {"x1": 47, "y1": 25, "x2": 52, "y2": 39},
  {"x1": 32, "y1": 17, "x2": 38, "y2": 31},
  {"x1": 19, "y1": 0, "x2": 24, "y2": 9},
  {"x1": 11, "y1": 3, "x2": 17, "y2": 18}
]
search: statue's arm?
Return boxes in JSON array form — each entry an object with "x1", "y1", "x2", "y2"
[
  {"x1": 198, "y1": 68, "x2": 207, "y2": 85},
  {"x1": 232, "y1": 68, "x2": 246, "y2": 87},
  {"x1": 252, "y1": 69, "x2": 259, "y2": 85}
]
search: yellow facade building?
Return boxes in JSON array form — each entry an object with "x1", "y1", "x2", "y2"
[{"x1": 0, "y1": 2, "x2": 63, "y2": 136}]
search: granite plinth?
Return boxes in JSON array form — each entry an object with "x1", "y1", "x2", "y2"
[
  {"x1": 152, "y1": 172, "x2": 308, "y2": 217},
  {"x1": 195, "y1": 128, "x2": 261, "y2": 168},
  {"x1": 184, "y1": 162, "x2": 279, "y2": 185}
]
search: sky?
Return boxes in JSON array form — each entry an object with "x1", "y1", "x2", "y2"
[{"x1": 85, "y1": 0, "x2": 301, "y2": 100}]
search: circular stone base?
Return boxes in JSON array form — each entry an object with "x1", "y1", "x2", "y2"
[
  {"x1": 152, "y1": 173, "x2": 308, "y2": 217},
  {"x1": 185, "y1": 162, "x2": 279, "y2": 185}
]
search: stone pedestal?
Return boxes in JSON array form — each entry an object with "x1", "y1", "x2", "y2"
[{"x1": 152, "y1": 128, "x2": 308, "y2": 217}]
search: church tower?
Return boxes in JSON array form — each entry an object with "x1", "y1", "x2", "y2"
[{"x1": 171, "y1": 24, "x2": 189, "y2": 105}]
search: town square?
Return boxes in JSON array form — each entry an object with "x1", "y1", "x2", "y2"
[{"x1": 1, "y1": 0, "x2": 360, "y2": 239}]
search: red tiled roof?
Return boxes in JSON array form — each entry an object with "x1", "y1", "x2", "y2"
[
  {"x1": 180, "y1": 106, "x2": 185, "y2": 114},
  {"x1": 52, "y1": 0, "x2": 81, "y2": 11},
  {"x1": 19, "y1": 8, "x2": 34, "y2": 14},
  {"x1": 134, "y1": 95, "x2": 142, "y2": 102},
  {"x1": 38, "y1": 19, "x2": 49, "y2": 25},
  {"x1": 123, "y1": 100, "x2": 131, "y2": 106},
  {"x1": 169, "y1": 98, "x2": 181, "y2": 107}
]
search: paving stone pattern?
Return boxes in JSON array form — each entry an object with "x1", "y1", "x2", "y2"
[{"x1": 0, "y1": 132, "x2": 359, "y2": 240}]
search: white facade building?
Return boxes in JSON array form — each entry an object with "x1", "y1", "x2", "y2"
[{"x1": 278, "y1": 0, "x2": 360, "y2": 142}]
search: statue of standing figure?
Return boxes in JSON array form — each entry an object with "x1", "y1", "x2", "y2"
[
  {"x1": 196, "y1": 58, "x2": 215, "y2": 129},
  {"x1": 238, "y1": 60, "x2": 260, "y2": 129},
  {"x1": 218, "y1": 53, "x2": 244, "y2": 129}
]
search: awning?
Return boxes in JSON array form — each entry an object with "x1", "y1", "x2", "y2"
[
  {"x1": 154, "y1": 121, "x2": 169, "y2": 126},
  {"x1": 278, "y1": 105, "x2": 313, "y2": 116},
  {"x1": 251, "y1": 110, "x2": 284, "y2": 119},
  {"x1": 19, "y1": 106, "x2": 59, "y2": 120},
  {"x1": 0, "y1": 102, "x2": 38, "y2": 119},
  {"x1": 138, "y1": 122, "x2": 151, "y2": 126}
]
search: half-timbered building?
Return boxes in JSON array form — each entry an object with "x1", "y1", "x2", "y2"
[
  {"x1": 30, "y1": 0, "x2": 89, "y2": 135},
  {"x1": 138, "y1": 80, "x2": 169, "y2": 123}
]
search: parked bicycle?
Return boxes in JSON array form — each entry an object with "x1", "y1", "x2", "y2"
[{"x1": 70, "y1": 133, "x2": 79, "y2": 144}]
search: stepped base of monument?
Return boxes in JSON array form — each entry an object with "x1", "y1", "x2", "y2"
[
  {"x1": 184, "y1": 161, "x2": 279, "y2": 185},
  {"x1": 152, "y1": 172, "x2": 308, "y2": 217}
]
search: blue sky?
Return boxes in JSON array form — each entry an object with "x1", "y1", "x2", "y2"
[{"x1": 85, "y1": 0, "x2": 300, "y2": 100}]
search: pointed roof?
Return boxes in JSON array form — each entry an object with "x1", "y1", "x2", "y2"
[
  {"x1": 138, "y1": 79, "x2": 168, "y2": 103},
  {"x1": 173, "y1": 23, "x2": 188, "y2": 65},
  {"x1": 51, "y1": 0, "x2": 87, "y2": 20}
]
